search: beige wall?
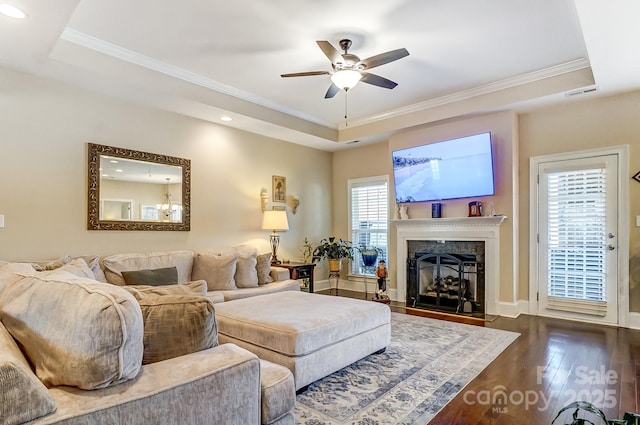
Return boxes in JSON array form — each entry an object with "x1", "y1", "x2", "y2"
[
  {"x1": 0, "y1": 67, "x2": 332, "y2": 263},
  {"x1": 519, "y1": 90, "x2": 640, "y2": 312}
]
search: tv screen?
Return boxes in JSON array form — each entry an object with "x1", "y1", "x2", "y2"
[{"x1": 392, "y1": 132, "x2": 495, "y2": 203}]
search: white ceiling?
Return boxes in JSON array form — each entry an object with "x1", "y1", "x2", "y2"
[{"x1": 2, "y1": 0, "x2": 640, "y2": 151}]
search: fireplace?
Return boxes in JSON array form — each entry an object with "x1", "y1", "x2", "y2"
[
  {"x1": 392, "y1": 216, "x2": 506, "y2": 316},
  {"x1": 406, "y1": 241, "x2": 485, "y2": 315}
]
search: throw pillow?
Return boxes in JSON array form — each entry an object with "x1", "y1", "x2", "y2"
[
  {"x1": 0, "y1": 323, "x2": 57, "y2": 425},
  {"x1": 43, "y1": 258, "x2": 95, "y2": 279},
  {"x1": 192, "y1": 253, "x2": 238, "y2": 291},
  {"x1": 0, "y1": 271, "x2": 143, "y2": 390},
  {"x1": 102, "y1": 250, "x2": 194, "y2": 286},
  {"x1": 121, "y1": 266, "x2": 179, "y2": 286},
  {"x1": 75, "y1": 255, "x2": 108, "y2": 282},
  {"x1": 0, "y1": 263, "x2": 36, "y2": 297},
  {"x1": 30, "y1": 255, "x2": 73, "y2": 271},
  {"x1": 256, "y1": 253, "x2": 273, "y2": 285},
  {"x1": 235, "y1": 251, "x2": 259, "y2": 288},
  {"x1": 136, "y1": 295, "x2": 218, "y2": 364}
]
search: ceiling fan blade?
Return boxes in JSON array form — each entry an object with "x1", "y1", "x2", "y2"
[
  {"x1": 281, "y1": 71, "x2": 330, "y2": 78},
  {"x1": 316, "y1": 40, "x2": 342, "y2": 64},
  {"x1": 325, "y1": 83, "x2": 340, "y2": 98},
  {"x1": 360, "y1": 72, "x2": 398, "y2": 89},
  {"x1": 360, "y1": 48, "x2": 409, "y2": 70}
]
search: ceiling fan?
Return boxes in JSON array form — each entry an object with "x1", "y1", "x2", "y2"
[{"x1": 281, "y1": 39, "x2": 409, "y2": 98}]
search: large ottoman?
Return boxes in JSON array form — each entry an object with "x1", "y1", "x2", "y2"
[{"x1": 214, "y1": 291, "x2": 391, "y2": 390}]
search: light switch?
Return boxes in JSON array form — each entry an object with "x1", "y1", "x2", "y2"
[
  {"x1": 0, "y1": 215, "x2": 4, "y2": 228},
  {"x1": 637, "y1": 216, "x2": 640, "y2": 227}
]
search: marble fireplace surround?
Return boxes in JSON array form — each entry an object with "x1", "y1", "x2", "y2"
[{"x1": 392, "y1": 216, "x2": 506, "y2": 316}]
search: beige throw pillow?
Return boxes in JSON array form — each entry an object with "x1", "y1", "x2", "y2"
[
  {"x1": 235, "y1": 251, "x2": 259, "y2": 288},
  {"x1": 102, "y1": 251, "x2": 194, "y2": 286},
  {"x1": 192, "y1": 253, "x2": 238, "y2": 291},
  {"x1": 256, "y1": 253, "x2": 273, "y2": 285},
  {"x1": 0, "y1": 323, "x2": 57, "y2": 425},
  {"x1": 0, "y1": 271, "x2": 143, "y2": 390},
  {"x1": 136, "y1": 295, "x2": 218, "y2": 364}
]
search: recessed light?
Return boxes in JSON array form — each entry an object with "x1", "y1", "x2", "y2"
[
  {"x1": 115, "y1": 169, "x2": 123, "y2": 173},
  {"x1": 220, "y1": 116, "x2": 233, "y2": 122},
  {"x1": 109, "y1": 160, "x2": 118, "y2": 164},
  {"x1": 0, "y1": 4, "x2": 26, "y2": 19}
]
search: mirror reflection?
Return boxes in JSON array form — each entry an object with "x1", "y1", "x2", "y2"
[{"x1": 88, "y1": 143, "x2": 190, "y2": 231}]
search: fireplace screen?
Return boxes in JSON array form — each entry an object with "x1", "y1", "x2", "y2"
[{"x1": 406, "y1": 241, "x2": 485, "y2": 315}]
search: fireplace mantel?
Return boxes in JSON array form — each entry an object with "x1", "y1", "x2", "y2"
[{"x1": 393, "y1": 216, "x2": 506, "y2": 315}]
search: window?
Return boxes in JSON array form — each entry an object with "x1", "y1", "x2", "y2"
[
  {"x1": 546, "y1": 167, "x2": 608, "y2": 315},
  {"x1": 348, "y1": 176, "x2": 389, "y2": 276}
]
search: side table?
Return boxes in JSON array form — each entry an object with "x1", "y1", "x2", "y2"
[{"x1": 274, "y1": 262, "x2": 316, "y2": 293}]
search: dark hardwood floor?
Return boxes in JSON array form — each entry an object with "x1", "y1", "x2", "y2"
[{"x1": 320, "y1": 289, "x2": 640, "y2": 424}]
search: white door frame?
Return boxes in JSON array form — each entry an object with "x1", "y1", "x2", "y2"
[{"x1": 528, "y1": 145, "x2": 629, "y2": 327}]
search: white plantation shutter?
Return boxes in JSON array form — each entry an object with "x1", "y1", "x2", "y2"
[
  {"x1": 349, "y1": 177, "x2": 388, "y2": 275},
  {"x1": 546, "y1": 168, "x2": 608, "y2": 316}
]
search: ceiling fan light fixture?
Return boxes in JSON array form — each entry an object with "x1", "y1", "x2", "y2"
[{"x1": 331, "y1": 70, "x2": 362, "y2": 91}]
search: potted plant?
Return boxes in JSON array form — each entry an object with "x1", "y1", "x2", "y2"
[
  {"x1": 312, "y1": 237, "x2": 354, "y2": 272},
  {"x1": 357, "y1": 245, "x2": 384, "y2": 268}
]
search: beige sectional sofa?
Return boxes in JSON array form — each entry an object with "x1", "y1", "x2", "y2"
[{"x1": 0, "y1": 247, "x2": 299, "y2": 425}]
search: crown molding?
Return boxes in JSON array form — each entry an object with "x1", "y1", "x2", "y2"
[
  {"x1": 60, "y1": 28, "x2": 335, "y2": 128},
  {"x1": 339, "y1": 59, "x2": 591, "y2": 130}
]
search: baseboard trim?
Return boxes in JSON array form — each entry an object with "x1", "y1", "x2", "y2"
[{"x1": 628, "y1": 312, "x2": 640, "y2": 330}]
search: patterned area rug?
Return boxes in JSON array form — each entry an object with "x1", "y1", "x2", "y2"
[{"x1": 295, "y1": 312, "x2": 519, "y2": 425}]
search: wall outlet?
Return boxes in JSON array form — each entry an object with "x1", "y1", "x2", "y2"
[{"x1": 0, "y1": 215, "x2": 4, "y2": 228}]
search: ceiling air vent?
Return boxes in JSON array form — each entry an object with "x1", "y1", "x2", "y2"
[{"x1": 565, "y1": 86, "x2": 598, "y2": 98}]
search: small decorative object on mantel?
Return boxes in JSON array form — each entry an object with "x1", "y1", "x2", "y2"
[
  {"x1": 272, "y1": 175, "x2": 286, "y2": 202},
  {"x1": 633, "y1": 171, "x2": 640, "y2": 183},
  {"x1": 399, "y1": 204, "x2": 409, "y2": 219},
  {"x1": 468, "y1": 201, "x2": 483, "y2": 217}
]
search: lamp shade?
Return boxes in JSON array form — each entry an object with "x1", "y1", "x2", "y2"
[
  {"x1": 261, "y1": 210, "x2": 289, "y2": 231},
  {"x1": 331, "y1": 70, "x2": 362, "y2": 91}
]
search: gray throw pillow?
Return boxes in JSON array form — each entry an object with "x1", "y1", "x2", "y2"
[{"x1": 121, "y1": 266, "x2": 178, "y2": 286}]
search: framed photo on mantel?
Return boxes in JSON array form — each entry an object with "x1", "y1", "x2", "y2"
[{"x1": 272, "y1": 175, "x2": 286, "y2": 203}]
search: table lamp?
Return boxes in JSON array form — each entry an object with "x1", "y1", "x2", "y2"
[{"x1": 261, "y1": 210, "x2": 289, "y2": 264}]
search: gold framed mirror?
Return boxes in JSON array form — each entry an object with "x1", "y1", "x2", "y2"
[{"x1": 88, "y1": 143, "x2": 191, "y2": 231}]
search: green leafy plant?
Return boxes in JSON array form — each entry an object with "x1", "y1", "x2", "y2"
[
  {"x1": 312, "y1": 237, "x2": 354, "y2": 262},
  {"x1": 300, "y1": 237, "x2": 313, "y2": 263}
]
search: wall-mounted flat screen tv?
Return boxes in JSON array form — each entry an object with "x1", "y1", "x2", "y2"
[{"x1": 392, "y1": 132, "x2": 495, "y2": 203}]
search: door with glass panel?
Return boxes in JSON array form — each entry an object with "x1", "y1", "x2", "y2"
[{"x1": 537, "y1": 154, "x2": 619, "y2": 325}]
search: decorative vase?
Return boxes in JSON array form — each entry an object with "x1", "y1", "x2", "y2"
[
  {"x1": 328, "y1": 258, "x2": 341, "y2": 273},
  {"x1": 361, "y1": 250, "x2": 378, "y2": 267}
]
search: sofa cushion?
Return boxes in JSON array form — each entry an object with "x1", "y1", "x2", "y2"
[
  {"x1": 121, "y1": 266, "x2": 179, "y2": 286},
  {"x1": 30, "y1": 255, "x2": 73, "y2": 271},
  {"x1": 256, "y1": 253, "x2": 274, "y2": 285},
  {"x1": 44, "y1": 258, "x2": 96, "y2": 279},
  {"x1": 0, "y1": 271, "x2": 143, "y2": 390},
  {"x1": 259, "y1": 359, "x2": 295, "y2": 425},
  {"x1": 192, "y1": 253, "x2": 237, "y2": 291},
  {"x1": 134, "y1": 294, "x2": 218, "y2": 364},
  {"x1": 102, "y1": 250, "x2": 194, "y2": 286},
  {"x1": 29, "y1": 255, "x2": 107, "y2": 282},
  {"x1": 0, "y1": 322, "x2": 57, "y2": 425},
  {"x1": 0, "y1": 263, "x2": 36, "y2": 298},
  {"x1": 122, "y1": 280, "x2": 207, "y2": 298}
]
